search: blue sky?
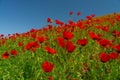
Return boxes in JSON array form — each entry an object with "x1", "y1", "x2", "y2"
[{"x1": 0, "y1": 0, "x2": 120, "y2": 36}]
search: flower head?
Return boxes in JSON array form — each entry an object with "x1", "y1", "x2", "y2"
[
  {"x1": 42, "y1": 61, "x2": 54, "y2": 72},
  {"x1": 99, "y1": 52, "x2": 110, "y2": 63}
]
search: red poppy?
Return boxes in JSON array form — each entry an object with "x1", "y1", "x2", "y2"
[
  {"x1": 96, "y1": 26, "x2": 101, "y2": 29},
  {"x1": 101, "y1": 26, "x2": 109, "y2": 33},
  {"x1": 114, "y1": 44, "x2": 120, "y2": 53},
  {"x1": 2, "y1": 52, "x2": 9, "y2": 59},
  {"x1": 47, "y1": 18, "x2": 52, "y2": 23},
  {"x1": 57, "y1": 37, "x2": 65, "y2": 48},
  {"x1": 63, "y1": 31, "x2": 74, "y2": 40},
  {"x1": 69, "y1": 11, "x2": 73, "y2": 16},
  {"x1": 18, "y1": 42, "x2": 23, "y2": 46},
  {"x1": 77, "y1": 39, "x2": 88, "y2": 46},
  {"x1": 57, "y1": 28, "x2": 61, "y2": 33},
  {"x1": 48, "y1": 76, "x2": 53, "y2": 80},
  {"x1": 112, "y1": 30, "x2": 119, "y2": 37},
  {"x1": 31, "y1": 33, "x2": 37, "y2": 38},
  {"x1": 55, "y1": 20, "x2": 64, "y2": 26},
  {"x1": 76, "y1": 21, "x2": 85, "y2": 29},
  {"x1": 42, "y1": 61, "x2": 54, "y2": 72},
  {"x1": 89, "y1": 31, "x2": 100, "y2": 40},
  {"x1": 99, "y1": 39, "x2": 111, "y2": 48},
  {"x1": 86, "y1": 16, "x2": 92, "y2": 20},
  {"x1": 11, "y1": 49, "x2": 17, "y2": 55},
  {"x1": 91, "y1": 14, "x2": 95, "y2": 17},
  {"x1": 37, "y1": 36, "x2": 46, "y2": 43},
  {"x1": 109, "y1": 52, "x2": 119, "y2": 59},
  {"x1": 77, "y1": 11, "x2": 81, "y2": 16},
  {"x1": 45, "y1": 46, "x2": 56, "y2": 54},
  {"x1": 99, "y1": 52, "x2": 110, "y2": 63},
  {"x1": 26, "y1": 41, "x2": 40, "y2": 50},
  {"x1": 48, "y1": 24, "x2": 53, "y2": 30},
  {"x1": 116, "y1": 15, "x2": 120, "y2": 21},
  {"x1": 30, "y1": 28, "x2": 36, "y2": 32},
  {"x1": 66, "y1": 41, "x2": 76, "y2": 53}
]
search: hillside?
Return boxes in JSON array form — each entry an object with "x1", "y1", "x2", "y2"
[{"x1": 0, "y1": 13, "x2": 120, "y2": 80}]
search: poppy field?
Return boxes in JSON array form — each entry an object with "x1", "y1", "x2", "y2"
[{"x1": 0, "y1": 12, "x2": 120, "y2": 80}]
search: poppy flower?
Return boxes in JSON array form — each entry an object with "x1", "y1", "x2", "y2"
[
  {"x1": 77, "y1": 39, "x2": 88, "y2": 46},
  {"x1": 57, "y1": 37, "x2": 65, "y2": 48},
  {"x1": 114, "y1": 44, "x2": 120, "y2": 53},
  {"x1": 116, "y1": 15, "x2": 120, "y2": 21},
  {"x1": 112, "y1": 30, "x2": 119, "y2": 37},
  {"x1": 37, "y1": 36, "x2": 46, "y2": 43},
  {"x1": 42, "y1": 61, "x2": 54, "y2": 72},
  {"x1": 66, "y1": 41, "x2": 76, "y2": 53},
  {"x1": 96, "y1": 26, "x2": 101, "y2": 29},
  {"x1": 47, "y1": 18, "x2": 52, "y2": 23},
  {"x1": 86, "y1": 16, "x2": 92, "y2": 20},
  {"x1": 76, "y1": 21, "x2": 85, "y2": 29},
  {"x1": 31, "y1": 33, "x2": 37, "y2": 38},
  {"x1": 109, "y1": 52, "x2": 119, "y2": 59},
  {"x1": 30, "y1": 28, "x2": 36, "y2": 32},
  {"x1": 89, "y1": 31, "x2": 100, "y2": 40},
  {"x1": 48, "y1": 76, "x2": 53, "y2": 80},
  {"x1": 2, "y1": 52, "x2": 9, "y2": 59},
  {"x1": 99, "y1": 39, "x2": 111, "y2": 48},
  {"x1": 77, "y1": 11, "x2": 81, "y2": 16},
  {"x1": 69, "y1": 11, "x2": 73, "y2": 16},
  {"x1": 63, "y1": 31, "x2": 74, "y2": 40},
  {"x1": 101, "y1": 26, "x2": 109, "y2": 33},
  {"x1": 48, "y1": 24, "x2": 53, "y2": 30},
  {"x1": 11, "y1": 49, "x2": 17, "y2": 55},
  {"x1": 18, "y1": 42, "x2": 23, "y2": 47},
  {"x1": 55, "y1": 20, "x2": 64, "y2": 26},
  {"x1": 26, "y1": 41, "x2": 40, "y2": 50},
  {"x1": 45, "y1": 46, "x2": 56, "y2": 54},
  {"x1": 91, "y1": 14, "x2": 95, "y2": 17},
  {"x1": 99, "y1": 52, "x2": 110, "y2": 63}
]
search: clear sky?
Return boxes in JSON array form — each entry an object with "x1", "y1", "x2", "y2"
[{"x1": 0, "y1": 0, "x2": 120, "y2": 36}]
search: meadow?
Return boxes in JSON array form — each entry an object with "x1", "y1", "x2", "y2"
[{"x1": 0, "y1": 12, "x2": 120, "y2": 80}]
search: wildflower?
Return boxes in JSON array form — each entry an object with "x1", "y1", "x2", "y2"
[
  {"x1": 42, "y1": 61, "x2": 54, "y2": 72},
  {"x1": 91, "y1": 14, "x2": 95, "y2": 17},
  {"x1": 48, "y1": 24, "x2": 53, "y2": 30},
  {"x1": 109, "y1": 52, "x2": 119, "y2": 59},
  {"x1": 63, "y1": 31, "x2": 74, "y2": 40},
  {"x1": 99, "y1": 52, "x2": 110, "y2": 63},
  {"x1": 57, "y1": 37, "x2": 65, "y2": 48},
  {"x1": 55, "y1": 20, "x2": 64, "y2": 26},
  {"x1": 101, "y1": 26, "x2": 109, "y2": 33},
  {"x1": 66, "y1": 41, "x2": 76, "y2": 53},
  {"x1": 99, "y1": 39, "x2": 111, "y2": 48},
  {"x1": 86, "y1": 16, "x2": 92, "y2": 20},
  {"x1": 37, "y1": 36, "x2": 46, "y2": 43},
  {"x1": 2, "y1": 52, "x2": 9, "y2": 59},
  {"x1": 31, "y1": 33, "x2": 37, "y2": 38},
  {"x1": 69, "y1": 11, "x2": 73, "y2": 16},
  {"x1": 77, "y1": 11, "x2": 81, "y2": 16},
  {"x1": 45, "y1": 46, "x2": 56, "y2": 54},
  {"x1": 26, "y1": 41, "x2": 40, "y2": 50},
  {"x1": 76, "y1": 21, "x2": 85, "y2": 29},
  {"x1": 30, "y1": 28, "x2": 36, "y2": 32},
  {"x1": 47, "y1": 18, "x2": 52, "y2": 23},
  {"x1": 114, "y1": 44, "x2": 120, "y2": 53},
  {"x1": 77, "y1": 39, "x2": 88, "y2": 46},
  {"x1": 18, "y1": 42, "x2": 23, "y2": 46},
  {"x1": 48, "y1": 76, "x2": 53, "y2": 80},
  {"x1": 11, "y1": 49, "x2": 17, "y2": 55},
  {"x1": 112, "y1": 30, "x2": 119, "y2": 37},
  {"x1": 89, "y1": 31, "x2": 101, "y2": 40}
]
